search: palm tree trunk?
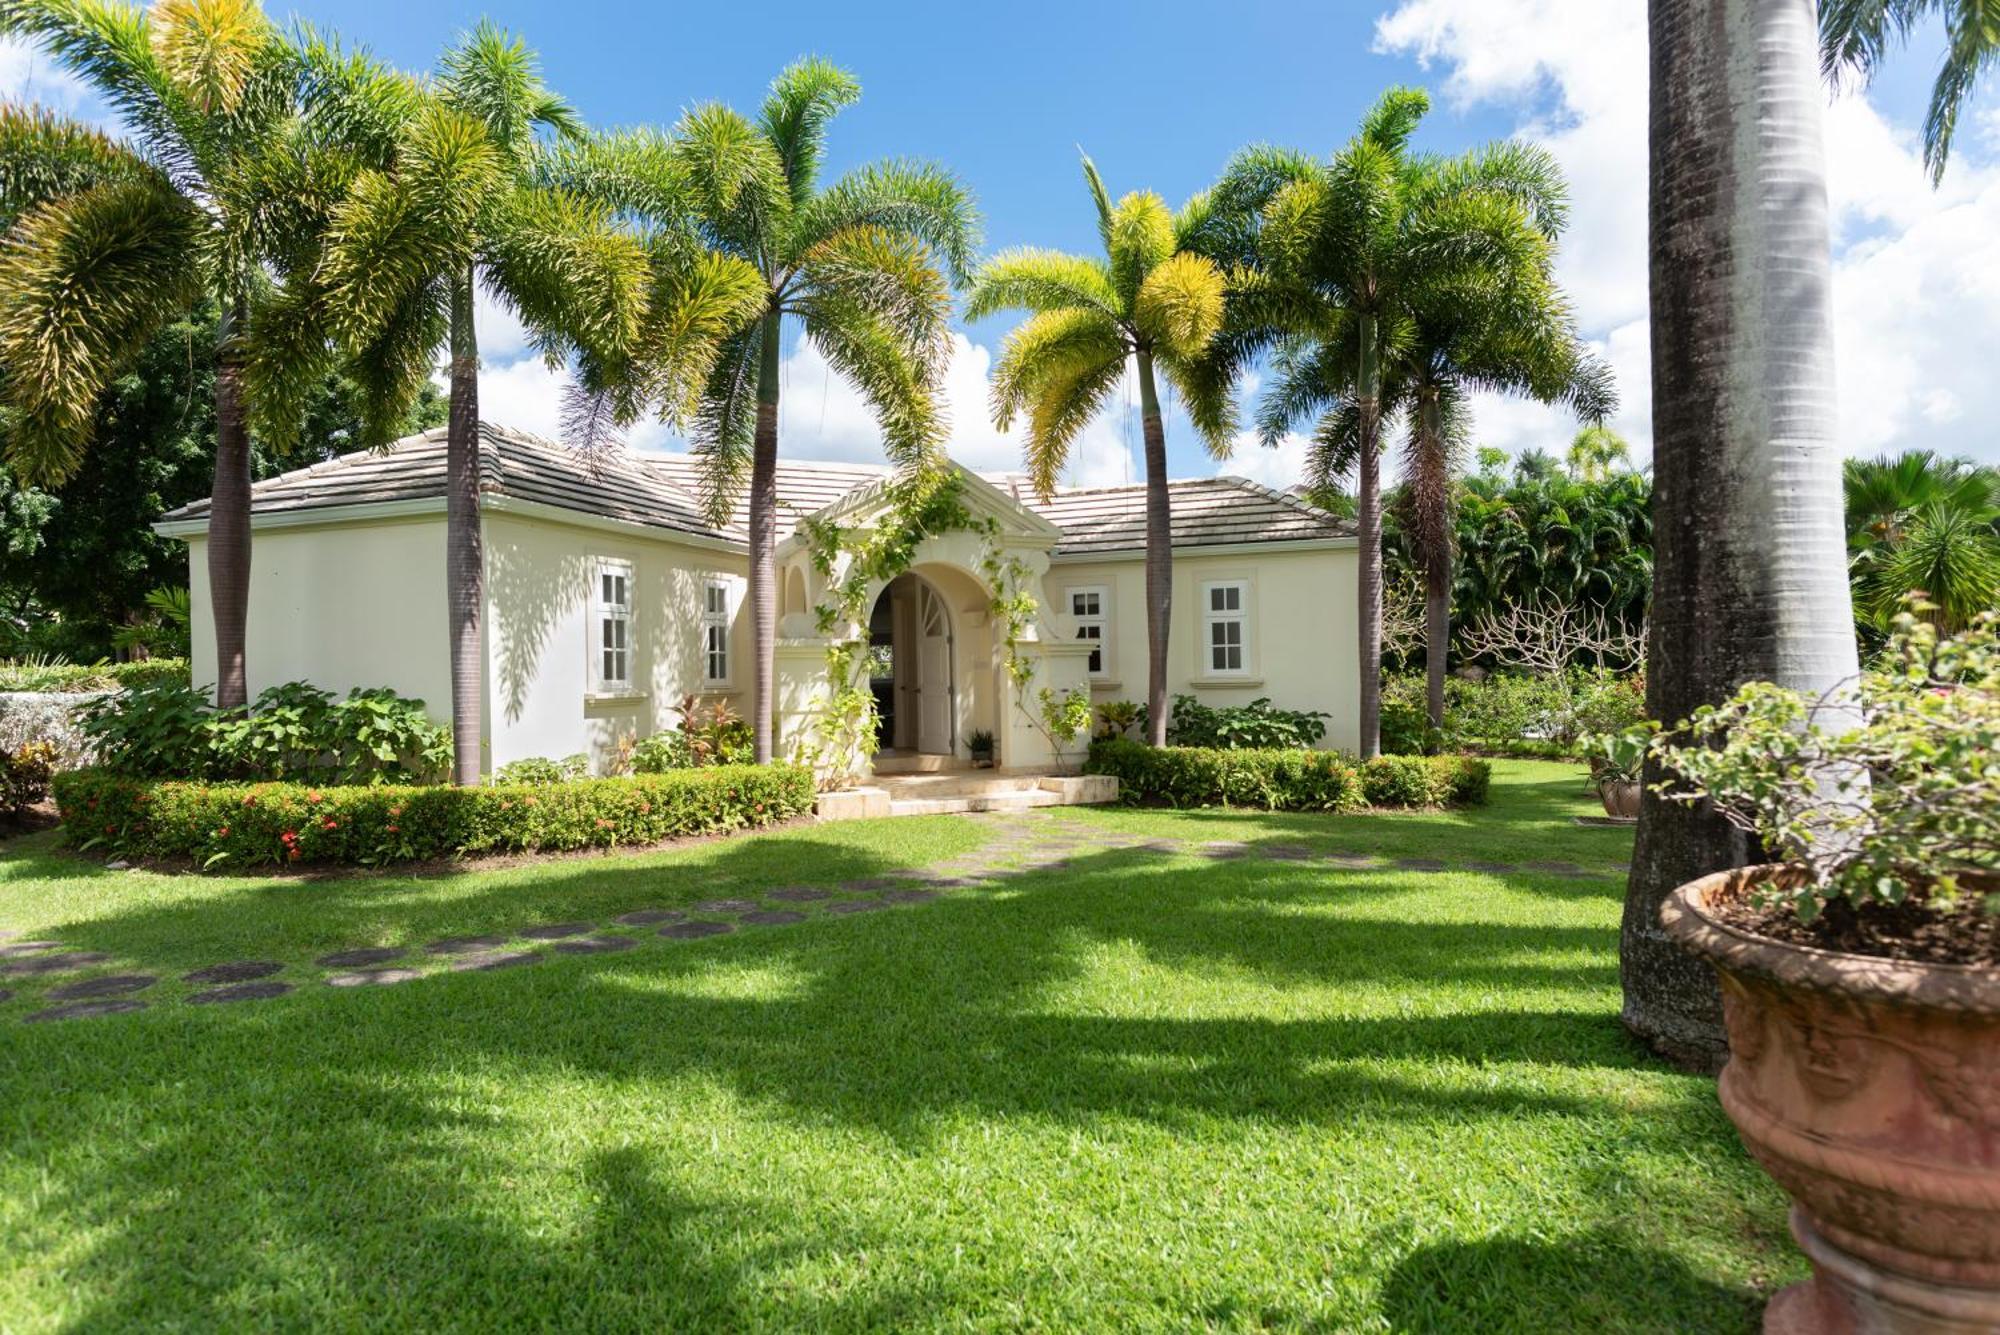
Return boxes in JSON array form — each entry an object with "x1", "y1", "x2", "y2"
[
  {"x1": 1623, "y1": 0, "x2": 1860, "y2": 1069},
  {"x1": 1416, "y1": 390, "x2": 1451, "y2": 730},
  {"x1": 1135, "y1": 348, "x2": 1172, "y2": 748},
  {"x1": 747, "y1": 310, "x2": 782, "y2": 765},
  {"x1": 208, "y1": 296, "x2": 251, "y2": 711},
  {"x1": 1425, "y1": 567, "x2": 1449, "y2": 730},
  {"x1": 1355, "y1": 314, "x2": 1383, "y2": 760},
  {"x1": 445, "y1": 266, "x2": 483, "y2": 786}
]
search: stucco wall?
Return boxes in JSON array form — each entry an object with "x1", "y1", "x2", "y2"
[{"x1": 1043, "y1": 543, "x2": 1360, "y2": 754}]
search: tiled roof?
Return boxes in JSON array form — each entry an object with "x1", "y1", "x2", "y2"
[{"x1": 161, "y1": 424, "x2": 1353, "y2": 554}]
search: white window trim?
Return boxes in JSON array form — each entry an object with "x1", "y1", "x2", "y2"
[
  {"x1": 1200, "y1": 578, "x2": 1252, "y2": 678},
  {"x1": 594, "y1": 559, "x2": 635, "y2": 694},
  {"x1": 1067, "y1": 584, "x2": 1111, "y2": 680},
  {"x1": 700, "y1": 575, "x2": 736, "y2": 688}
]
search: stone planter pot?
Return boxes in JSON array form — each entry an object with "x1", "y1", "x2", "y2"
[
  {"x1": 1597, "y1": 779, "x2": 1641, "y2": 820},
  {"x1": 1661, "y1": 866, "x2": 2000, "y2": 1333}
]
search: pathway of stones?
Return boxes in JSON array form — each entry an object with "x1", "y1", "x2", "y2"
[{"x1": 2, "y1": 812, "x2": 1630, "y2": 1023}]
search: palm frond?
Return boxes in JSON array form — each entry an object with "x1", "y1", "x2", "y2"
[
  {"x1": 758, "y1": 55, "x2": 859, "y2": 206},
  {"x1": 1132, "y1": 250, "x2": 1225, "y2": 362},
  {"x1": 539, "y1": 126, "x2": 684, "y2": 224},
  {"x1": 669, "y1": 101, "x2": 789, "y2": 259},
  {"x1": 283, "y1": 22, "x2": 422, "y2": 168},
  {"x1": 800, "y1": 296, "x2": 946, "y2": 470},
  {"x1": 0, "y1": 0, "x2": 194, "y2": 185},
  {"x1": 343, "y1": 273, "x2": 446, "y2": 447},
  {"x1": 0, "y1": 103, "x2": 153, "y2": 230},
  {"x1": 688, "y1": 320, "x2": 762, "y2": 525},
  {"x1": 241, "y1": 274, "x2": 334, "y2": 450},
  {"x1": 963, "y1": 247, "x2": 1120, "y2": 322},
  {"x1": 437, "y1": 18, "x2": 579, "y2": 167},
  {"x1": 1357, "y1": 85, "x2": 1430, "y2": 154},
  {"x1": 625, "y1": 245, "x2": 767, "y2": 429},
  {"x1": 988, "y1": 305, "x2": 1124, "y2": 431},
  {"x1": 148, "y1": 0, "x2": 270, "y2": 118},
  {"x1": 792, "y1": 223, "x2": 951, "y2": 378},
  {"x1": 791, "y1": 158, "x2": 979, "y2": 286},
  {"x1": 1105, "y1": 189, "x2": 1173, "y2": 310},
  {"x1": 1019, "y1": 348, "x2": 1125, "y2": 499},
  {"x1": 480, "y1": 185, "x2": 649, "y2": 368},
  {"x1": 1079, "y1": 151, "x2": 1115, "y2": 254}
]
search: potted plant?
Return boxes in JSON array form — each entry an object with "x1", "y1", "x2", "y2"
[
  {"x1": 967, "y1": 729, "x2": 996, "y2": 769},
  {"x1": 1652, "y1": 609, "x2": 2000, "y2": 1332},
  {"x1": 1586, "y1": 725, "x2": 1647, "y2": 820}
]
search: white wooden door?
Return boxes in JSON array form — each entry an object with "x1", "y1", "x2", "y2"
[{"x1": 916, "y1": 583, "x2": 953, "y2": 754}]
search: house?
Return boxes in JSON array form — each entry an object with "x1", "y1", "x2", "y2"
[{"x1": 155, "y1": 424, "x2": 1360, "y2": 775}]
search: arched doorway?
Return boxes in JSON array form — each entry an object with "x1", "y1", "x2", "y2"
[{"x1": 867, "y1": 572, "x2": 957, "y2": 756}]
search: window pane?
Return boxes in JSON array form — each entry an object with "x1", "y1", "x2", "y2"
[{"x1": 1088, "y1": 646, "x2": 1102, "y2": 673}]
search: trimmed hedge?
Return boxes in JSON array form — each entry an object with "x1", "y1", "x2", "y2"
[
  {"x1": 1085, "y1": 739, "x2": 1489, "y2": 812},
  {"x1": 0, "y1": 659, "x2": 189, "y2": 693},
  {"x1": 52, "y1": 763, "x2": 816, "y2": 869}
]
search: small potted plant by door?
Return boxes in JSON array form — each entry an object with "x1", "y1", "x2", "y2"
[
  {"x1": 1652, "y1": 609, "x2": 2000, "y2": 1333},
  {"x1": 967, "y1": 729, "x2": 996, "y2": 769},
  {"x1": 1587, "y1": 725, "x2": 1647, "y2": 820}
]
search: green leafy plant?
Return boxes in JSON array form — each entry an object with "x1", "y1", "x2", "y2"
[
  {"x1": 0, "y1": 658, "x2": 191, "y2": 694},
  {"x1": 109, "y1": 587, "x2": 192, "y2": 660},
  {"x1": 494, "y1": 755, "x2": 591, "y2": 785},
  {"x1": 1037, "y1": 687, "x2": 1094, "y2": 765},
  {"x1": 1086, "y1": 737, "x2": 1487, "y2": 812},
  {"x1": 1148, "y1": 695, "x2": 1328, "y2": 750},
  {"x1": 1093, "y1": 700, "x2": 1141, "y2": 741},
  {"x1": 1652, "y1": 608, "x2": 2000, "y2": 916},
  {"x1": 967, "y1": 729, "x2": 996, "y2": 762},
  {"x1": 1, "y1": 740, "x2": 58, "y2": 815},
  {"x1": 1586, "y1": 725, "x2": 1650, "y2": 787}
]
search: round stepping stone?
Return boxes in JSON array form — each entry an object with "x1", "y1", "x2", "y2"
[
  {"x1": 48, "y1": 974, "x2": 156, "y2": 1001},
  {"x1": 740, "y1": 910, "x2": 806, "y2": 927},
  {"x1": 519, "y1": 922, "x2": 594, "y2": 940},
  {"x1": 1465, "y1": 860, "x2": 1517, "y2": 874},
  {"x1": 426, "y1": 935, "x2": 510, "y2": 956},
  {"x1": 613, "y1": 909, "x2": 685, "y2": 926},
  {"x1": 1525, "y1": 860, "x2": 1587, "y2": 876},
  {"x1": 188, "y1": 981, "x2": 292, "y2": 1004},
  {"x1": 316, "y1": 947, "x2": 404, "y2": 968},
  {"x1": 825, "y1": 899, "x2": 888, "y2": 915},
  {"x1": 1328, "y1": 851, "x2": 1375, "y2": 865},
  {"x1": 550, "y1": 935, "x2": 638, "y2": 955},
  {"x1": 184, "y1": 960, "x2": 283, "y2": 984},
  {"x1": 766, "y1": 886, "x2": 830, "y2": 902},
  {"x1": 839, "y1": 878, "x2": 899, "y2": 893},
  {"x1": 1, "y1": 951, "x2": 110, "y2": 977},
  {"x1": 25, "y1": 999, "x2": 146, "y2": 1022},
  {"x1": 658, "y1": 921, "x2": 734, "y2": 940},
  {"x1": 691, "y1": 898, "x2": 761, "y2": 915},
  {"x1": 881, "y1": 889, "x2": 938, "y2": 905},
  {"x1": 1262, "y1": 844, "x2": 1314, "y2": 861},
  {"x1": 326, "y1": 967, "x2": 422, "y2": 987},
  {"x1": 449, "y1": 950, "x2": 541, "y2": 972},
  {"x1": 0, "y1": 940, "x2": 64, "y2": 958},
  {"x1": 1394, "y1": 858, "x2": 1449, "y2": 872}
]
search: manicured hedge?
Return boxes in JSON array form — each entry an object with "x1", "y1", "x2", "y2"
[
  {"x1": 1085, "y1": 739, "x2": 1489, "y2": 812},
  {"x1": 52, "y1": 763, "x2": 816, "y2": 869},
  {"x1": 0, "y1": 659, "x2": 189, "y2": 693}
]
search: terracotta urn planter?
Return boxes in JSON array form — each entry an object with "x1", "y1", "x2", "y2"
[
  {"x1": 1661, "y1": 866, "x2": 2000, "y2": 1333},
  {"x1": 1597, "y1": 779, "x2": 1641, "y2": 820}
]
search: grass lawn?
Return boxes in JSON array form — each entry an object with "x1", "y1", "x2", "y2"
[{"x1": 0, "y1": 760, "x2": 1799, "y2": 1331}]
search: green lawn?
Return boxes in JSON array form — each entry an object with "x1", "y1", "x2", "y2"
[{"x1": 0, "y1": 761, "x2": 1798, "y2": 1331}]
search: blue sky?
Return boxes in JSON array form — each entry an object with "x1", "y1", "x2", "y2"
[{"x1": 4, "y1": 1, "x2": 1995, "y2": 483}]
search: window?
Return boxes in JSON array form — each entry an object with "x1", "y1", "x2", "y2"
[
  {"x1": 1068, "y1": 586, "x2": 1109, "y2": 677},
  {"x1": 701, "y1": 578, "x2": 731, "y2": 685},
  {"x1": 595, "y1": 561, "x2": 633, "y2": 690},
  {"x1": 1202, "y1": 580, "x2": 1249, "y2": 675}
]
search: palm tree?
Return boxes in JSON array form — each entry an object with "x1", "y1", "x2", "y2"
[
  {"x1": 1842, "y1": 451, "x2": 1998, "y2": 637},
  {"x1": 308, "y1": 23, "x2": 649, "y2": 784},
  {"x1": 555, "y1": 58, "x2": 978, "y2": 765},
  {"x1": 965, "y1": 157, "x2": 1227, "y2": 747},
  {"x1": 1621, "y1": 0, "x2": 1861, "y2": 1069},
  {"x1": 1565, "y1": 425, "x2": 1631, "y2": 482},
  {"x1": 0, "y1": 0, "x2": 333, "y2": 708},
  {"x1": 1821, "y1": 0, "x2": 2000, "y2": 184},
  {"x1": 1202, "y1": 89, "x2": 1595, "y2": 756}
]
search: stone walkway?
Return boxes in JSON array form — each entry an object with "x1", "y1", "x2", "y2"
[{"x1": 0, "y1": 814, "x2": 1631, "y2": 1024}]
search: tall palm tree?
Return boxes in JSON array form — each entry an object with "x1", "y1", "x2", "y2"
[
  {"x1": 1566, "y1": 425, "x2": 1631, "y2": 483},
  {"x1": 1821, "y1": 0, "x2": 2000, "y2": 184},
  {"x1": 0, "y1": 0, "x2": 330, "y2": 708},
  {"x1": 965, "y1": 157, "x2": 1227, "y2": 746},
  {"x1": 308, "y1": 24, "x2": 649, "y2": 784},
  {"x1": 1621, "y1": 0, "x2": 1861, "y2": 1069},
  {"x1": 555, "y1": 58, "x2": 978, "y2": 765},
  {"x1": 1202, "y1": 90, "x2": 1591, "y2": 756}
]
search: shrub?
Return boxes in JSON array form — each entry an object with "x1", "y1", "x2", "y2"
[
  {"x1": 633, "y1": 696, "x2": 755, "y2": 772},
  {"x1": 1, "y1": 741, "x2": 58, "y2": 815},
  {"x1": 495, "y1": 754, "x2": 591, "y2": 785},
  {"x1": 0, "y1": 658, "x2": 190, "y2": 694},
  {"x1": 1140, "y1": 694, "x2": 1328, "y2": 750},
  {"x1": 52, "y1": 763, "x2": 817, "y2": 869},
  {"x1": 1093, "y1": 700, "x2": 1141, "y2": 741},
  {"x1": 1085, "y1": 739, "x2": 1488, "y2": 812}
]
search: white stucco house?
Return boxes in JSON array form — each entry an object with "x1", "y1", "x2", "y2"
[{"x1": 156, "y1": 423, "x2": 1360, "y2": 777}]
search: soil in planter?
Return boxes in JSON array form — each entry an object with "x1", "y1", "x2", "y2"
[{"x1": 1711, "y1": 877, "x2": 2000, "y2": 967}]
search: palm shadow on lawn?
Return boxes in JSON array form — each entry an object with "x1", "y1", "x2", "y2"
[{"x1": 1, "y1": 831, "x2": 1771, "y2": 1330}]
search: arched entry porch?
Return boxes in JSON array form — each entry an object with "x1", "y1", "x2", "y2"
[{"x1": 867, "y1": 571, "x2": 960, "y2": 757}]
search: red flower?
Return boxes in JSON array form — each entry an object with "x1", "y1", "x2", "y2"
[
  {"x1": 322, "y1": 819, "x2": 337, "y2": 831},
  {"x1": 385, "y1": 823, "x2": 399, "y2": 833},
  {"x1": 307, "y1": 791, "x2": 323, "y2": 805},
  {"x1": 288, "y1": 847, "x2": 302, "y2": 862},
  {"x1": 242, "y1": 795, "x2": 257, "y2": 807},
  {"x1": 103, "y1": 823, "x2": 115, "y2": 834},
  {"x1": 594, "y1": 818, "x2": 612, "y2": 829},
  {"x1": 217, "y1": 826, "x2": 230, "y2": 838},
  {"x1": 523, "y1": 796, "x2": 538, "y2": 806}
]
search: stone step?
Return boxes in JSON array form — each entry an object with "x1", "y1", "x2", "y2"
[{"x1": 888, "y1": 791, "x2": 1064, "y2": 817}]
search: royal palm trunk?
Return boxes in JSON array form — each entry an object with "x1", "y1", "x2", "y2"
[
  {"x1": 1622, "y1": 0, "x2": 1860, "y2": 1068},
  {"x1": 1354, "y1": 314, "x2": 1383, "y2": 760},
  {"x1": 1416, "y1": 391, "x2": 1451, "y2": 730},
  {"x1": 1136, "y1": 349, "x2": 1172, "y2": 748},
  {"x1": 747, "y1": 310, "x2": 782, "y2": 766},
  {"x1": 445, "y1": 269, "x2": 483, "y2": 786},
  {"x1": 208, "y1": 298, "x2": 252, "y2": 711}
]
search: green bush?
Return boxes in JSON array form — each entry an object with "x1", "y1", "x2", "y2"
[
  {"x1": 1137, "y1": 694, "x2": 1328, "y2": 749},
  {"x1": 632, "y1": 697, "x2": 755, "y2": 772},
  {"x1": 52, "y1": 763, "x2": 816, "y2": 868},
  {"x1": 1085, "y1": 739, "x2": 1488, "y2": 812},
  {"x1": 2, "y1": 741, "x2": 58, "y2": 814},
  {"x1": 0, "y1": 658, "x2": 190, "y2": 694},
  {"x1": 494, "y1": 754, "x2": 591, "y2": 785},
  {"x1": 1379, "y1": 669, "x2": 1645, "y2": 756}
]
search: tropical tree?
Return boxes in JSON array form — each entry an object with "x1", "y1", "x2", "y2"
[
  {"x1": 1565, "y1": 424, "x2": 1631, "y2": 482},
  {"x1": 1821, "y1": 0, "x2": 2000, "y2": 184},
  {"x1": 555, "y1": 58, "x2": 978, "y2": 765},
  {"x1": 1622, "y1": 0, "x2": 1861, "y2": 1068},
  {"x1": 1842, "y1": 451, "x2": 1999, "y2": 637},
  {"x1": 965, "y1": 156, "x2": 1227, "y2": 746},
  {"x1": 1200, "y1": 88, "x2": 1601, "y2": 755},
  {"x1": 0, "y1": 0, "x2": 331, "y2": 707},
  {"x1": 306, "y1": 23, "x2": 649, "y2": 784}
]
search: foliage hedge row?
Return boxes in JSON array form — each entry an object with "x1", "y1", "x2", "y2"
[
  {"x1": 1085, "y1": 739, "x2": 1489, "y2": 811},
  {"x1": 0, "y1": 658, "x2": 190, "y2": 694},
  {"x1": 52, "y1": 764, "x2": 816, "y2": 869}
]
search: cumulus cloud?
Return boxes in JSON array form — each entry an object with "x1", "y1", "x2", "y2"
[{"x1": 0, "y1": 36, "x2": 95, "y2": 113}]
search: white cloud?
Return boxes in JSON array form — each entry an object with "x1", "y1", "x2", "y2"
[
  {"x1": 0, "y1": 36, "x2": 95, "y2": 114},
  {"x1": 1374, "y1": 0, "x2": 2000, "y2": 467},
  {"x1": 1224, "y1": 430, "x2": 1311, "y2": 491}
]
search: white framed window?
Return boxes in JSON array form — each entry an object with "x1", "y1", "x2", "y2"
[
  {"x1": 1068, "y1": 586, "x2": 1109, "y2": 678},
  {"x1": 595, "y1": 560, "x2": 633, "y2": 691},
  {"x1": 701, "y1": 578, "x2": 731, "y2": 685},
  {"x1": 1202, "y1": 579, "x2": 1250, "y2": 675}
]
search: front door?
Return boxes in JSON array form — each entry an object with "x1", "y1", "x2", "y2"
[{"x1": 916, "y1": 582, "x2": 954, "y2": 754}]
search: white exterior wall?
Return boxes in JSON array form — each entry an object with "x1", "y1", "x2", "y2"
[{"x1": 1043, "y1": 543, "x2": 1361, "y2": 754}]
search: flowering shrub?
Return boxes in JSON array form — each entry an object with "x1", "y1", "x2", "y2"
[
  {"x1": 51, "y1": 763, "x2": 815, "y2": 869},
  {"x1": 1652, "y1": 609, "x2": 2000, "y2": 916},
  {"x1": 1085, "y1": 738, "x2": 1488, "y2": 811}
]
